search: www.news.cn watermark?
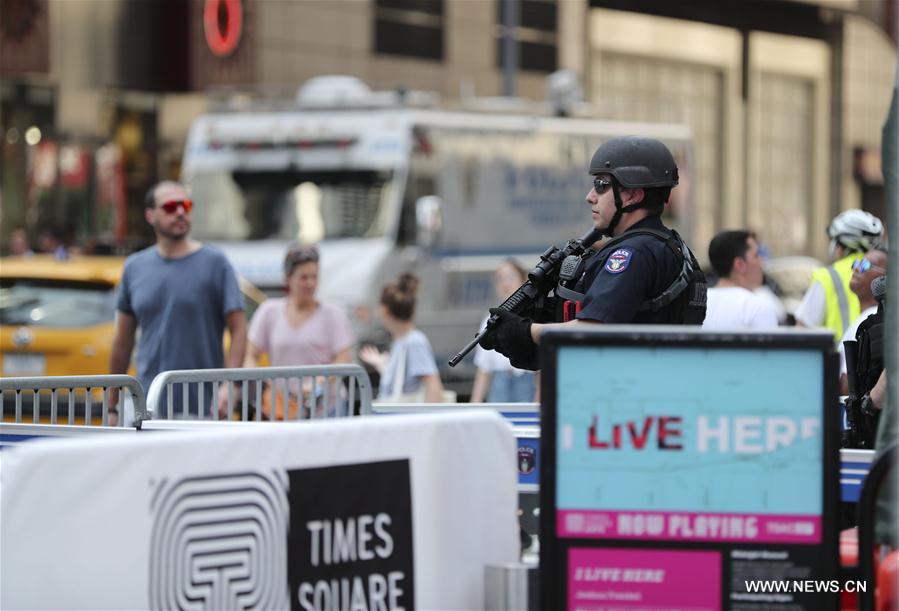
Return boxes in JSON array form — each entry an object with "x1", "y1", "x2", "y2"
[{"x1": 745, "y1": 580, "x2": 868, "y2": 594}]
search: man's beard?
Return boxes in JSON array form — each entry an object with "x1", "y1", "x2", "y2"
[{"x1": 156, "y1": 221, "x2": 190, "y2": 241}]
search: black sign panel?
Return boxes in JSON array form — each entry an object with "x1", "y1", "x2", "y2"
[
  {"x1": 287, "y1": 460, "x2": 414, "y2": 611},
  {"x1": 539, "y1": 327, "x2": 841, "y2": 611}
]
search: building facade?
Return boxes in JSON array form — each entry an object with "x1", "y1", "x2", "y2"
[{"x1": 1, "y1": 0, "x2": 895, "y2": 259}]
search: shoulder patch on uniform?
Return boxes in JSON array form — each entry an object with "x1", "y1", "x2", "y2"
[{"x1": 604, "y1": 248, "x2": 633, "y2": 274}]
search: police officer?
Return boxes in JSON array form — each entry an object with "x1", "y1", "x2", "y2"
[{"x1": 480, "y1": 136, "x2": 706, "y2": 369}]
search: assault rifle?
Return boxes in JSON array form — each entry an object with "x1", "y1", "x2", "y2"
[{"x1": 448, "y1": 227, "x2": 603, "y2": 367}]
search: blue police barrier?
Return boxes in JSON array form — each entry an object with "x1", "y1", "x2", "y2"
[
  {"x1": 840, "y1": 448, "x2": 876, "y2": 503},
  {"x1": 371, "y1": 403, "x2": 540, "y2": 490},
  {"x1": 371, "y1": 402, "x2": 539, "y2": 426}
]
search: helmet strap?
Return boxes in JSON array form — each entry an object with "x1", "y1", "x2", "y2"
[
  {"x1": 605, "y1": 183, "x2": 649, "y2": 237},
  {"x1": 603, "y1": 184, "x2": 625, "y2": 237}
]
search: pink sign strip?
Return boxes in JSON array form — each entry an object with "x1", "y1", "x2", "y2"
[
  {"x1": 558, "y1": 509, "x2": 821, "y2": 544},
  {"x1": 568, "y1": 547, "x2": 721, "y2": 611}
]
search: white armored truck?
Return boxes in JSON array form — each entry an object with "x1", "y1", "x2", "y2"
[{"x1": 181, "y1": 76, "x2": 693, "y2": 394}]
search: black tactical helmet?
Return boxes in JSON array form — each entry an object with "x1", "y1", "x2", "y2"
[{"x1": 589, "y1": 136, "x2": 679, "y2": 188}]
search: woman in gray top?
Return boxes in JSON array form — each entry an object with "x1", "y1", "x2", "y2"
[{"x1": 359, "y1": 273, "x2": 445, "y2": 402}]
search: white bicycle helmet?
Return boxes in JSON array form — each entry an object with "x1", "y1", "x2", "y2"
[{"x1": 827, "y1": 209, "x2": 884, "y2": 253}]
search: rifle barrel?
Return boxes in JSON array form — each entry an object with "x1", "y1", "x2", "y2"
[{"x1": 448, "y1": 334, "x2": 482, "y2": 367}]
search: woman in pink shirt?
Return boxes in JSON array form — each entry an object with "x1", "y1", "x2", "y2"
[{"x1": 245, "y1": 244, "x2": 355, "y2": 416}]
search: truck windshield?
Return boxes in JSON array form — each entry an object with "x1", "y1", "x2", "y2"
[{"x1": 186, "y1": 170, "x2": 394, "y2": 241}]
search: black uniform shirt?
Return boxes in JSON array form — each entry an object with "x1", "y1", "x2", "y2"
[{"x1": 575, "y1": 215, "x2": 681, "y2": 323}]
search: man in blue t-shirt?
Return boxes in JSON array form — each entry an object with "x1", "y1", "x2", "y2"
[{"x1": 109, "y1": 181, "x2": 247, "y2": 422}]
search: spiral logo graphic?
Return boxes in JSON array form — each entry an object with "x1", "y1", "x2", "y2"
[{"x1": 149, "y1": 472, "x2": 290, "y2": 610}]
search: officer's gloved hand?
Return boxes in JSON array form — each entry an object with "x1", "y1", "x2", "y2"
[{"x1": 479, "y1": 308, "x2": 539, "y2": 371}]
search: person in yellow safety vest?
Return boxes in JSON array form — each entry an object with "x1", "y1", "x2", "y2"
[{"x1": 794, "y1": 209, "x2": 884, "y2": 343}]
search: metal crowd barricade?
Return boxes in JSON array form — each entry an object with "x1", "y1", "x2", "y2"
[
  {"x1": 0, "y1": 375, "x2": 145, "y2": 427},
  {"x1": 144, "y1": 364, "x2": 373, "y2": 424}
]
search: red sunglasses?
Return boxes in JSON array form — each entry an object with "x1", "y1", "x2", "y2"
[{"x1": 158, "y1": 199, "x2": 193, "y2": 214}]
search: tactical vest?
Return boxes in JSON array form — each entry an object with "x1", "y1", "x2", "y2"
[
  {"x1": 558, "y1": 228, "x2": 707, "y2": 324},
  {"x1": 845, "y1": 303, "x2": 885, "y2": 448},
  {"x1": 854, "y1": 303, "x2": 885, "y2": 397}
]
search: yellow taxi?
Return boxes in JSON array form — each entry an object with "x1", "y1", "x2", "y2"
[
  {"x1": 1, "y1": 254, "x2": 267, "y2": 424},
  {"x1": 1, "y1": 255, "x2": 126, "y2": 378}
]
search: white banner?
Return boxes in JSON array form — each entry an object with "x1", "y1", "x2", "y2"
[{"x1": 1, "y1": 411, "x2": 518, "y2": 610}]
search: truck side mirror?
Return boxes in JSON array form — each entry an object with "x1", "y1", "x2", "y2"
[{"x1": 415, "y1": 195, "x2": 444, "y2": 249}]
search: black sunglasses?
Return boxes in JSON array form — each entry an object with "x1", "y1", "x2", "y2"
[{"x1": 593, "y1": 177, "x2": 613, "y2": 194}]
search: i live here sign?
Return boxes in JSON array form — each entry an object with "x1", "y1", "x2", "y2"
[{"x1": 541, "y1": 329, "x2": 839, "y2": 611}]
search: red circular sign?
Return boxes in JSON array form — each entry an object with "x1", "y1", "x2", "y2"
[{"x1": 204, "y1": 0, "x2": 242, "y2": 57}]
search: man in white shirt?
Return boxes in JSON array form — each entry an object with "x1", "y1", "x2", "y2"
[
  {"x1": 703, "y1": 230, "x2": 780, "y2": 330},
  {"x1": 838, "y1": 244, "x2": 888, "y2": 392}
]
